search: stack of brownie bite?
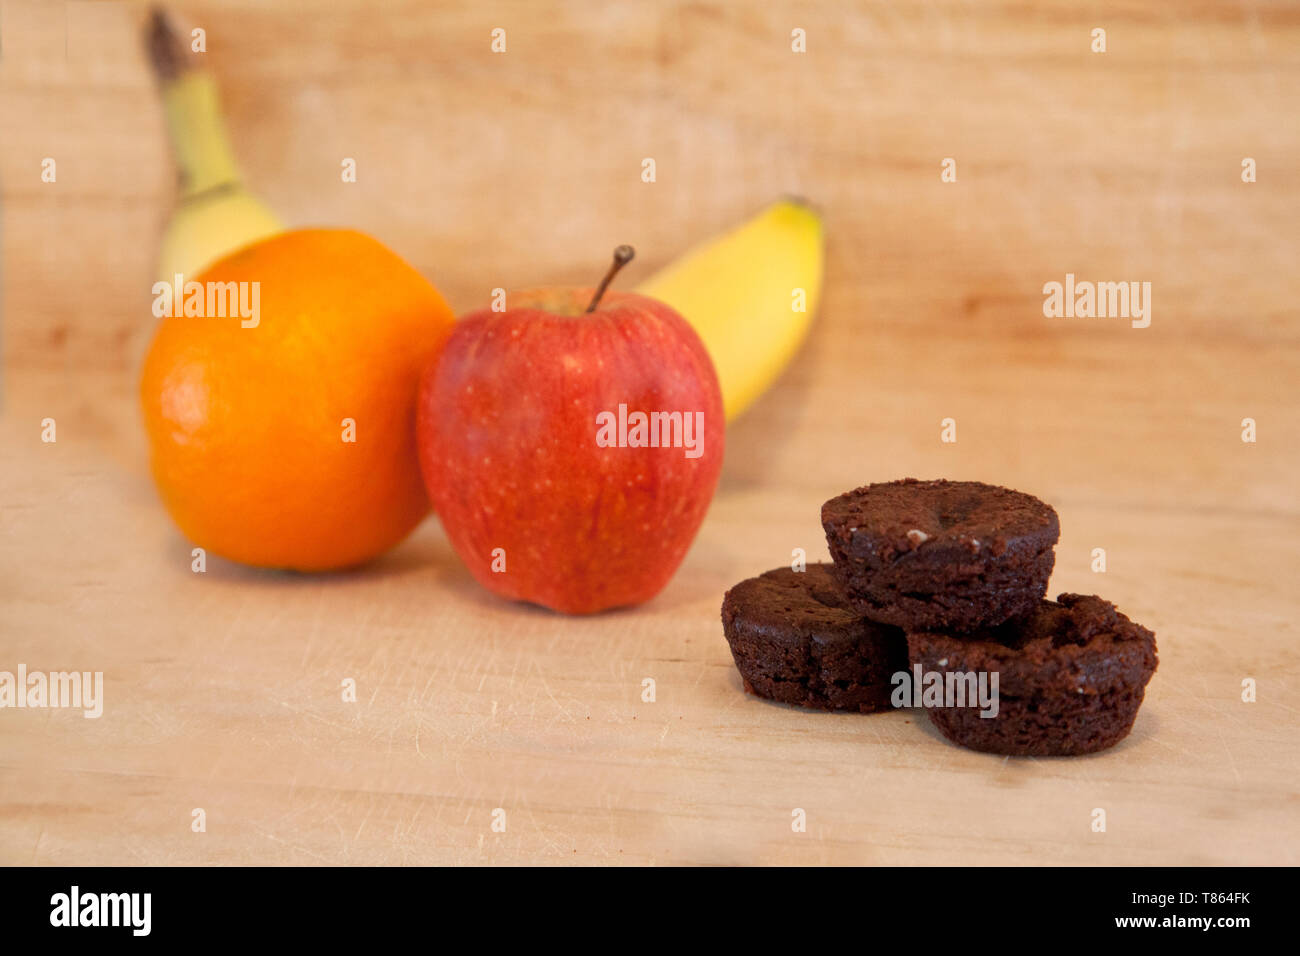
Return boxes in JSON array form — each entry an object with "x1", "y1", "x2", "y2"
[{"x1": 721, "y1": 478, "x2": 1157, "y2": 756}]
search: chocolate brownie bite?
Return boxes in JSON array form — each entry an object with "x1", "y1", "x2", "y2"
[
  {"x1": 907, "y1": 594, "x2": 1157, "y2": 756},
  {"x1": 721, "y1": 563, "x2": 908, "y2": 713},
  {"x1": 822, "y1": 478, "x2": 1059, "y2": 631}
]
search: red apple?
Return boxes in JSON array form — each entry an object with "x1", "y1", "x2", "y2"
[{"x1": 417, "y1": 246, "x2": 725, "y2": 614}]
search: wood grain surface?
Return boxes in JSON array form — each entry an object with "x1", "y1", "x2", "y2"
[{"x1": 1, "y1": 0, "x2": 1298, "y2": 865}]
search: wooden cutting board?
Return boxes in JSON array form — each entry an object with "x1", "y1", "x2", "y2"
[{"x1": 1, "y1": 0, "x2": 1297, "y2": 865}]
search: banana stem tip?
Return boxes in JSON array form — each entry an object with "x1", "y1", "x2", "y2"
[{"x1": 147, "y1": 7, "x2": 187, "y2": 82}]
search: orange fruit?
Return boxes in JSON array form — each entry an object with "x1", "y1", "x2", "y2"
[{"x1": 140, "y1": 228, "x2": 455, "y2": 571}]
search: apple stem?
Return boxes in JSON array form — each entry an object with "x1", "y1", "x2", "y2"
[{"x1": 585, "y1": 245, "x2": 635, "y2": 313}]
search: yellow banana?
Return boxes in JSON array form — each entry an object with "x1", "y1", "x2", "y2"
[
  {"x1": 149, "y1": 9, "x2": 282, "y2": 282},
  {"x1": 636, "y1": 199, "x2": 824, "y2": 421}
]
